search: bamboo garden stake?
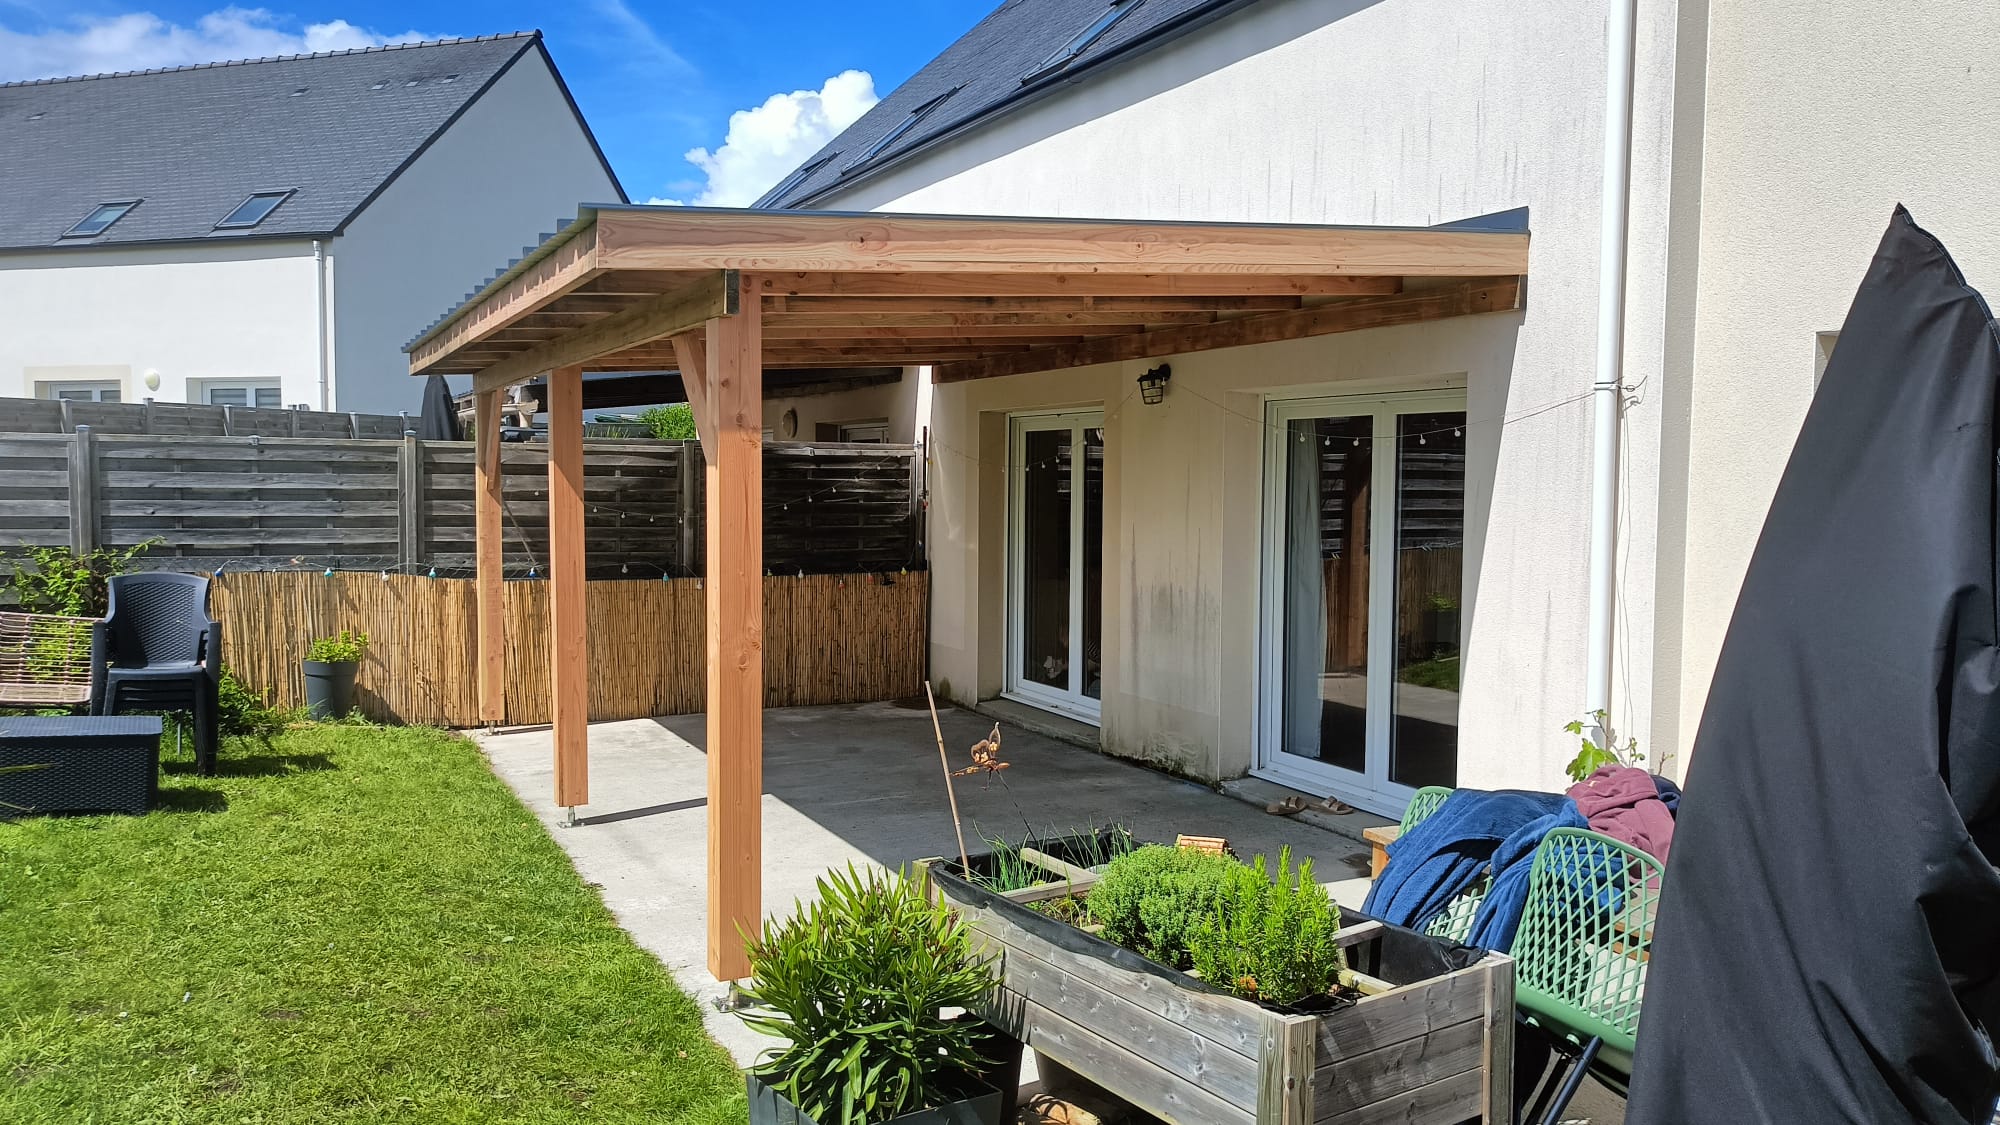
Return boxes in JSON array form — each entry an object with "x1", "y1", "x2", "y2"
[{"x1": 925, "y1": 681, "x2": 971, "y2": 871}]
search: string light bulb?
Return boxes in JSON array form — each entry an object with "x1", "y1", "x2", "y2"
[{"x1": 323, "y1": 567, "x2": 335, "y2": 578}]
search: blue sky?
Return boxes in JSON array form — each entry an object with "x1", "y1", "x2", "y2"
[{"x1": 0, "y1": 2, "x2": 983, "y2": 203}]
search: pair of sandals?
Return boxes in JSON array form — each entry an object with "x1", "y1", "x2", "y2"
[{"x1": 1266, "y1": 794, "x2": 1355, "y2": 816}]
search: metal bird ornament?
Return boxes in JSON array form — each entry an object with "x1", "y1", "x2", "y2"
[{"x1": 953, "y1": 724, "x2": 1010, "y2": 777}]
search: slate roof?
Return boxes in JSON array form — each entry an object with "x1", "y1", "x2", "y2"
[
  {"x1": 758, "y1": 0, "x2": 1256, "y2": 209},
  {"x1": 0, "y1": 32, "x2": 621, "y2": 252}
]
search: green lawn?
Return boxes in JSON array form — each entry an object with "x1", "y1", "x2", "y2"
[{"x1": 0, "y1": 723, "x2": 746, "y2": 1124}]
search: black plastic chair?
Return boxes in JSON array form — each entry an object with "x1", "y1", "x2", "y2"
[{"x1": 91, "y1": 573, "x2": 221, "y2": 776}]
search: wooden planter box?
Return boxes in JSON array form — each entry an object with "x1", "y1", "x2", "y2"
[{"x1": 922, "y1": 851, "x2": 1513, "y2": 1125}]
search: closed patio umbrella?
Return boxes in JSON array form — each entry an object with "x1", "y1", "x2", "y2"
[
  {"x1": 1625, "y1": 208, "x2": 2000, "y2": 1122},
  {"x1": 417, "y1": 374, "x2": 462, "y2": 441}
]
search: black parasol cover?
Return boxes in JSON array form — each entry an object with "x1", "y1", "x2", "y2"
[
  {"x1": 1625, "y1": 208, "x2": 2000, "y2": 1122},
  {"x1": 417, "y1": 373, "x2": 463, "y2": 441}
]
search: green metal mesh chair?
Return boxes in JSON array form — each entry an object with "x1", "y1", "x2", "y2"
[
  {"x1": 1512, "y1": 827, "x2": 1662, "y2": 1124},
  {"x1": 1396, "y1": 786, "x2": 1490, "y2": 943}
]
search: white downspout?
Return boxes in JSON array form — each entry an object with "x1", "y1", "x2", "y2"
[
  {"x1": 313, "y1": 239, "x2": 331, "y2": 411},
  {"x1": 1586, "y1": 0, "x2": 1639, "y2": 729}
]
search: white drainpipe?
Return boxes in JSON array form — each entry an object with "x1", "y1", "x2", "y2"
[
  {"x1": 313, "y1": 239, "x2": 332, "y2": 411},
  {"x1": 1585, "y1": 0, "x2": 1639, "y2": 729}
]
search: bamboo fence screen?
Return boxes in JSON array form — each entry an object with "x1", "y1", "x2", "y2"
[{"x1": 211, "y1": 569, "x2": 927, "y2": 727}]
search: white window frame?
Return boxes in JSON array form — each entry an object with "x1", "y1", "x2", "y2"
[
  {"x1": 194, "y1": 379, "x2": 284, "y2": 409},
  {"x1": 837, "y1": 419, "x2": 890, "y2": 443},
  {"x1": 1005, "y1": 409, "x2": 1104, "y2": 725},
  {"x1": 1254, "y1": 387, "x2": 1467, "y2": 817},
  {"x1": 36, "y1": 380, "x2": 122, "y2": 403}
]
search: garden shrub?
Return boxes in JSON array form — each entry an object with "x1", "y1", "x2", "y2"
[
  {"x1": 740, "y1": 864, "x2": 997, "y2": 1125},
  {"x1": 1189, "y1": 847, "x2": 1346, "y2": 1006},
  {"x1": 1090, "y1": 844, "x2": 1243, "y2": 969},
  {"x1": 5, "y1": 540, "x2": 158, "y2": 616}
]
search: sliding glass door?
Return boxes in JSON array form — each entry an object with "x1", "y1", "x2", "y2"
[
  {"x1": 1260, "y1": 392, "x2": 1465, "y2": 814},
  {"x1": 1007, "y1": 412, "x2": 1104, "y2": 721}
]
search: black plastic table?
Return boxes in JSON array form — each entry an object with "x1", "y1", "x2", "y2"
[{"x1": 0, "y1": 716, "x2": 163, "y2": 816}]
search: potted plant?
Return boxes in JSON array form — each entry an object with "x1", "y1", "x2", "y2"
[
  {"x1": 923, "y1": 833, "x2": 1515, "y2": 1125},
  {"x1": 738, "y1": 863, "x2": 1016, "y2": 1125},
  {"x1": 301, "y1": 629, "x2": 368, "y2": 719}
]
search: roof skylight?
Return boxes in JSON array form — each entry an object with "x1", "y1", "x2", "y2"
[
  {"x1": 61, "y1": 200, "x2": 139, "y2": 239},
  {"x1": 1026, "y1": 0, "x2": 1143, "y2": 82},
  {"x1": 757, "y1": 152, "x2": 839, "y2": 206},
  {"x1": 845, "y1": 86, "x2": 962, "y2": 171},
  {"x1": 215, "y1": 190, "x2": 294, "y2": 230}
]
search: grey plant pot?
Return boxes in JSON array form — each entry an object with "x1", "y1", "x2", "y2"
[
  {"x1": 746, "y1": 1073, "x2": 1005, "y2": 1125},
  {"x1": 301, "y1": 659, "x2": 359, "y2": 719}
]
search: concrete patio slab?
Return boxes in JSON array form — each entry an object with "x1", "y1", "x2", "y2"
[{"x1": 475, "y1": 700, "x2": 1373, "y2": 1066}]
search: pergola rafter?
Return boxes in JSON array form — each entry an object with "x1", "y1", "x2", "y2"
[{"x1": 406, "y1": 204, "x2": 1529, "y2": 983}]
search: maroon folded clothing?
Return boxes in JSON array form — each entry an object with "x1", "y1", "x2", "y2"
[{"x1": 1566, "y1": 765, "x2": 1674, "y2": 863}]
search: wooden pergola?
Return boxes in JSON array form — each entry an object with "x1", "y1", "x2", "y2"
[{"x1": 406, "y1": 204, "x2": 1528, "y2": 981}]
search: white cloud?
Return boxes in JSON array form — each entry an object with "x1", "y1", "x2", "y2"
[
  {"x1": 660, "y1": 70, "x2": 878, "y2": 207},
  {"x1": 0, "y1": 7, "x2": 431, "y2": 83}
]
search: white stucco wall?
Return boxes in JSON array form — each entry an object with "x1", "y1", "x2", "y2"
[
  {"x1": 806, "y1": 0, "x2": 1693, "y2": 799},
  {"x1": 0, "y1": 240, "x2": 323, "y2": 407},
  {"x1": 761, "y1": 374, "x2": 925, "y2": 442},
  {"x1": 332, "y1": 48, "x2": 622, "y2": 415},
  {"x1": 1672, "y1": 0, "x2": 2000, "y2": 757}
]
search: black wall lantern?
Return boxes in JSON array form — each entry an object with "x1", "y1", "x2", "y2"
[{"x1": 1138, "y1": 363, "x2": 1172, "y2": 405}]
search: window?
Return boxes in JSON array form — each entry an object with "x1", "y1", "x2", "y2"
[
  {"x1": 215, "y1": 190, "x2": 294, "y2": 230},
  {"x1": 1025, "y1": 0, "x2": 1142, "y2": 82},
  {"x1": 62, "y1": 200, "x2": 139, "y2": 238},
  {"x1": 756, "y1": 152, "x2": 839, "y2": 206},
  {"x1": 845, "y1": 88, "x2": 961, "y2": 171},
  {"x1": 37, "y1": 381, "x2": 120, "y2": 403},
  {"x1": 817, "y1": 420, "x2": 889, "y2": 443},
  {"x1": 200, "y1": 382, "x2": 283, "y2": 408}
]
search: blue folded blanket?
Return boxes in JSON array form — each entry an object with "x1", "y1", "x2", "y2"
[{"x1": 1362, "y1": 788, "x2": 1587, "y2": 951}]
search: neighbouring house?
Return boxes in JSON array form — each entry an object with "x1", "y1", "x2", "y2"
[
  {"x1": 0, "y1": 32, "x2": 622, "y2": 416},
  {"x1": 723, "y1": 0, "x2": 2000, "y2": 815}
]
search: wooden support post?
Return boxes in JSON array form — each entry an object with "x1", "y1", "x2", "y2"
[
  {"x1": 705, "y1": 273, "x2": 762, "y2": 981},
  {"x1": 68, "y1": 425, "x2": 97, "y2": 555},
  {"x1": 474, "y1": 388, "x2": 505, "y2": 726},
  {"x1": 398, "y1": 433, "x2": 425, "y2": 571},
  {"x1": 548, "y1": 364, "x2": 589, "y2": 810}
]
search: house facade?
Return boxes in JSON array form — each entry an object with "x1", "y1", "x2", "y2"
[
  {"x1": 0, "y1": 33, "x2": 621, "y2": 416},
  {"x1": 753, "y1": 0, "x2": 2000, "y2": 814}
]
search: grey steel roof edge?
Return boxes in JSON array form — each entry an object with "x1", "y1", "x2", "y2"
[
  {"x1": 773, "y1": 0, "x2": 1260, "y2": 210},
  {"x1": 0, "y1": 229, "x2": 331, "y2": 255},
  {"x1": 0, "y1": 31, "x2": 539, "y2": 89},
  {"x1": 328, "y1": 34, "x2": 542, "y2": 236},
  {"x1": 401, "y1": 200, "x2": 1533, "y2": 356},
  {"x1": 402, "y1": 205, "x2": 605, "y2": 353}
]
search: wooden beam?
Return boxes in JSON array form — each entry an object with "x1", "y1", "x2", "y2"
[
  {"x1": 548, "y1": 365, "x2": 589, "y2": 810},
  {"x1": 763, "y1": 310, "x2": 1220, "y2": 328},
  {"x1": 754, "y1": 272, "x2": 1399, "y2": 299},
  {"x1": 410, "y1": 222, "x2": 599, "y2": 374},
  {"x1": 669, "y1": 330, "x2": 715, "y2": 456},
  {"x1": 474, "y1": 388, "x2": 504, "y2": 726},
  {"x1": 706, "y1": 272, "x2": 763, "y2": 983},
  {"x1": 593, "y1": 209, "x2": 1529, "y2": 277},
  {"x1": 769, "y1": 293, "x2": 1310, "y2": 313},
  {"x1": 762, "y1": 323, "x2": 1143, "y2": 340},
  {"x1": 470, "y1": 271, "x2": 736, "y2": 395},
  {"x1": 933, "y1": 277, "x2": 1523, "y2": 383}
]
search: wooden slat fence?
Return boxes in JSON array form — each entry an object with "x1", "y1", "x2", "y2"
[
  {"x1": 210, "y1": 570, "x2": 928, "y2": 727},
  {"x1": 0, "y1": 432, "x2": 925, "y2": 577},
  {"x1": 0, "y1": 394, "x2": 413, "y2": 438}
]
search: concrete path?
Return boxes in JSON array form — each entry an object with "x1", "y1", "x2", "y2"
[{"x1": 475, "y1": 700, "x2": 1373, "y2": 1066}]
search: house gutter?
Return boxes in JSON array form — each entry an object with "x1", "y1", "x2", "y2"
[
  {"x1": 1586, "y1": 0, "x2": 1639, "y2": 730},
  {"x1": 313, "y1": 239, "x2": 332, "y2": 411}
]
